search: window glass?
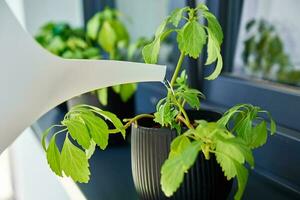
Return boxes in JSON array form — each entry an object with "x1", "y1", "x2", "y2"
[{"x1": 234, "y1": 0, "x2": 300, "y2": 87}]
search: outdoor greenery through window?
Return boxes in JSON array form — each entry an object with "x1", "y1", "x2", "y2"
[{"x1": 234, "y1": 0, "x2": 300, "y2": 87}]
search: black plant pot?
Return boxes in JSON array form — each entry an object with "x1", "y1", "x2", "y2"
[
  {"x1": 131, "y1": 110, "x2": 233, "y2": 200},
  {"x1": 67, "y1": 88, "x2": 135, "y2": 145}
]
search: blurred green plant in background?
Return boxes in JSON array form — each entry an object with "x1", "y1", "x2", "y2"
[
  {"x1": 242, "y1": 19, "x2": 300, "y2": 86},
  {"x1": 35, "y1": 22, "x2": 100, "y2": 59}
]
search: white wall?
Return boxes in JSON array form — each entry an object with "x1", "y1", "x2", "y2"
[
  {"x1": 23, "y1": 0, "x2": 83, "y2": 35},
  {"x1": 116, "y1": 0, "x2": 169, "y2": 42}
]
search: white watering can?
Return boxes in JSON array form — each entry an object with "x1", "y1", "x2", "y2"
[{"x1": 0, "y1": 0, "x2": 166, "y2": 154}]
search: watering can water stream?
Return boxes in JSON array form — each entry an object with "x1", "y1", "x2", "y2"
[{"x1": 0, "y1": 0, "x2": 166, "y2": 154}]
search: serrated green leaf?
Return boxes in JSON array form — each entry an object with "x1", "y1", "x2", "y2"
[
  {"x1": 249, "y1": 121, "x2": 267, "y2": 149},
  {"x1": 97, "y1": 88, "x2": 108, "y2": 106},
  {"x1": 216, "y1": 135, "x2": 254, "y2": 167},
  {"x1": 81, "y1": 114, "x2": 109, "y2": 150},
  {"x1": 233, "y1": 160, "x2": 248, "y2": 200},
  {"x1": 169, "y1": 135, "x2": 191, "y2": 158},
  {"x1": 203, "y1": 11, "x2": 223, "y2": 44},
  {"x1": 142, "y1": 38, "x2": 161, "y2": 64},
  {"x1": 98, "y1": 21, "x2": 117, "y2": 53},
  {"x1": 205, "y1": 29, "x2": 220, "y2": 65},
  {"x1": 86, "y1": 140, "x2": 96, "y2": 159},
  {"x1": 97, "y1": 110, "x2": 125, "y2": 138},
  {"x1": 177, "y1": 20, "x2": 206, "y2": 58},
  {"x1": 179, "y1": 88, "x2": 203, "y2": 109},
  {"x1": 47, "y1": 135, "x2": 62, "y2": 176},
  {"x1": 119, "y1": 83, "x2": 137, "y2": 102},
  {"x1": 169, "y1": 7, "x2": 188, "y2": 27},
  {"x1": 61, "y1": 136, "x2": 90, "y2": 183},
  {"x1": 194, "y1": 121, "x2": 219, "y2": 139},
  {"x1": 154, "y1": 99, "x2": 178, "y2": 128},
  {"x1": 161, "y1": 141, "x2": 201, "y2": 197},
  {"x1": 215, "y1": 151, "x2": 236, "y2": 179},
  {"x1": 63, "y1": 119, "x2": 91, "y2": 149},
  {"x1": 205, "y1": 53, "x2": 223, "y2": 80},
  {"x1": 87, "y1": 13, "x2": 102, "y2": 40}
]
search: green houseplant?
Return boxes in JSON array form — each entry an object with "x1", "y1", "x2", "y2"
[{"x1": 42, "y1": 4, "x2": 276, "y2": 200}]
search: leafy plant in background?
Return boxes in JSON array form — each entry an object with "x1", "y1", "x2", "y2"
[
  {"x1": 87, "y1": 7, "x2": 141, "y2": 105},
  {"x1": 42, "y1": 4, "x2": 276, "y2": 200},
  {"x1": 242, "y1": 19, "x2": 300, "y2": 85},
  {"x1": 35, "y1": 22, "x2": 100, "y2": 59}
]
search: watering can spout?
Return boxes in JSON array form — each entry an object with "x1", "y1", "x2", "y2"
[{"x1": 0, "y1": 0, "x2": 166, "y2": 154}]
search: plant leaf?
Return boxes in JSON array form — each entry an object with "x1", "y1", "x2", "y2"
[
  {"x1": 155, "y1": 18, "x2": 169, "y2": 37},
  {"x1": 142, "y1": 38, "x2": 161, "y2": 64},
  {"x1": 86, "y1": 140, "x2": 96, "y2": 159},
  {"x1": 61, "y1": 136, "x2": 90, "y2": 183},
  {"x1": 205, "y1": 29, "x2": 220, "y2": 65},
  {"x1": 109, "y1": 19, "x2": 129, "y2": 45},
  {"x1": 120, "y1": 83, "x2": 137, "y2": 102},
  {"x1": 81, "y1": 114, "x2": 109, "y2": 150},
  {"x1": 46, "y1": 135, "x2": 62, "y2": 176},
  {"x1": 154, "y1": 99, "x2": 178, "y2": 128},
  {"x1": 203, "y1": 11, "x2": 223, "y2": 44},
  {"x1": 97, "y1": 110, "x2": 126, "y2": 138},
  {"x1": 197, "y1": 3, "x2": 209, "y2": 11},
  {"x1": 63, "y1": 119, "x2": 91, "y2": 149},
  {"x1": 217, "y1": 104, "x2": 246, "y2": 126},
  {"x1": 42, "y1": 126, "x2": 53, "y2": 151},
  {"x1": 249, "y1": 121, "x2": 267, "y2": 149},
  {"x1": 205, "y1": 53, "x2": 223, "y2": 80},
  {"x1": 112, "y1": 85, "x2": 121, "y2": 93},
  {"x1": 215, "y1": 151, "x2": 248, "y2": 200},
  {"x1": 233, "y1": 159, "x2": 249, "y2": 200},
  {"x1": 98, "y1": 21, "x2": 117, "y2": 53},
  {"x1": 87, "y1": 13, "x2": 102, "y2": 40},
  {"x1": 169, "y1": 135, "x2": 191, "y2": 158},
  {"x1": 177, "y1": 20, "x2": 207, "y2": 58},
  {"x1": 161, "y1": 141, "x2": 201, "y2": 197},
  {"x1": 169, "y1": 7, "x2": 188, "y2": 27},
  {"x1": 97, "y1": 88, "x2": 108, "y2": 106}
]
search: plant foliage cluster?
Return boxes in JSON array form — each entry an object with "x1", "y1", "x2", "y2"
[{"x1": 43, "y1": 4, "x2": 276, "y2": 200}]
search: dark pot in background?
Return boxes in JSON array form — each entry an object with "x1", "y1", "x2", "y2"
[
  {"x1": 67, "y1": 87, "x2": 135, "y2": 145},
  {"x1": 131, "y1": 110, "x2": 233, "y2": 200}
]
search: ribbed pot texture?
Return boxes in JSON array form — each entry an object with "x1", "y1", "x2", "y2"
[{"x1": 131, "y1": 110, "x2": 232, "y2": 200}]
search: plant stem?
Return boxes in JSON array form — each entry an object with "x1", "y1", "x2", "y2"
[
  {"x1": 123, "y1": 114, "x2": 154, "y2": 129},
  {"x1": 170, "y1": 52, "x2": 185, "y2": 86},
  {"x1": 177, "y1": 115, "x2": 193, "y2": 129},
  {"x1": 108, "y1": 114, "x2": 154, "y2": 134}
]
